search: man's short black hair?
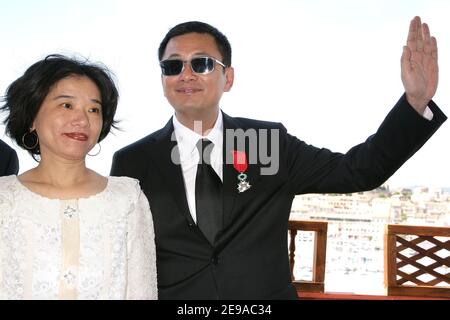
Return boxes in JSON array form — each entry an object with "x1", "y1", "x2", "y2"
[
  {"x1": 158, "y1": 21, "x2": 232, "y2": 67},
  {"x1": 1, "y1": 54, "x2": 119, "y2": 159}
]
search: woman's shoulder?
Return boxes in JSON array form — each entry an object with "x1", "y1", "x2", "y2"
[
  {"x1": 0, "y1": 175, "x2": 18, "y2": 193},
  {"x1": 100, "y1": 177, "x2": 146, "y2": 216},
  {"x1": 0, "y1": 174, "x2": 16, "y2": 181},
  {"x1": 0, "y1": 175, "x2": 18, "y2": 211},
  {"x1": 106, "y1": 176, "x2": 142, "y2": 197}
]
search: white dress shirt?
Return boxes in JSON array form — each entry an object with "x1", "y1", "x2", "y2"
[
  {"x1": 173, "y1": 112, "x2": 223, "y2": 223},
  {"x1": 423, "y1": 106, "x2": 433, "y2": 121}
]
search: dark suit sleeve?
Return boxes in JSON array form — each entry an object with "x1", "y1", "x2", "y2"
[
  {"x1": 110, "y1": 151, "x2": 127, "y2": 177},
  {"x1": 7, "y1": 149, "x2": 19, "y2": 175},
  {"x1": 283, "y1": 94, "x2": 447, "y2": 195},
  {"x1": 1, "y1": 145, "x2": 19, "y2": 176},
  {"x1": 110, "y1": 148, "x2": 146, "y2": 180}
]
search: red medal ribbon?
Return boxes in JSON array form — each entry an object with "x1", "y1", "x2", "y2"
[{"x1": 232, "y1": 150, "x2": 248, "y2": 173}]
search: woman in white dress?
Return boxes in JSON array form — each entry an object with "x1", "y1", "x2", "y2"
[{"x1": 0, "y1": 55, "x2": 157, "y2": 299}]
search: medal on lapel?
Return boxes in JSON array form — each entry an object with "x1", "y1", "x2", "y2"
[{"x1": 232, "y1": 150, "x2": 251, "y2": 193}]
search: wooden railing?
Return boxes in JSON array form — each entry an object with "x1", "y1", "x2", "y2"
[
  {"x1": 288, "y1": 221, "x2": 449, "y2": 299},
  {"x1": 384, "y1": 224, "x2": 450, "y2": 298},
  {"x1": 288, "y1": 220, "x2": 328, "y2": 293}
]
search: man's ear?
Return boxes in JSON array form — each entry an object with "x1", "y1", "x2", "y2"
[{"x1": 223, "y1": 67, "x2": 234, "y2": 92}]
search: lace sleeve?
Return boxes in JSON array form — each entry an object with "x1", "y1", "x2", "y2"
[{"x1": 126, "y1": 188, "x2": 158, "y2": 300}]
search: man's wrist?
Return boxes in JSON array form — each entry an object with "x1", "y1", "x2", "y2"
[{"x1": 406, "y1": 94, "x2": 430, "y2": 115}]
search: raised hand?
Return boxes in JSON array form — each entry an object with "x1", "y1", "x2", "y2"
[{"x1": 401, "y1": 16, "x2": 438, "y2": 114}]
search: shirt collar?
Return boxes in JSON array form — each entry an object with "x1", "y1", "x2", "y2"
[{"x1": 173, "y1": 111, "x2": 223, "y2": 157}]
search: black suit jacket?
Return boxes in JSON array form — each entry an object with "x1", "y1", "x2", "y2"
[
  {"x1": 0, "y1": 139, "x2": 19, "y2": 176},
  {"x1": 110, "y1": 95, "x2": 446, "y2": 299}
]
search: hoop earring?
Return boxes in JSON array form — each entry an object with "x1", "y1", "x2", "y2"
[
  {"x1": 22, "y1": 130, "x2": 39, "y2": 150},
  {"x1": 88, "y1": 143, "x2": 101, "y2": 157}
]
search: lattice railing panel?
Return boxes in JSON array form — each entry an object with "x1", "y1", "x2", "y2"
[
  {"x1": 395, "y1": 235, "x2": 450, "y2": 286},
  {"x1": 384, "y1": 224, "x2": 450, "y2": 298}
]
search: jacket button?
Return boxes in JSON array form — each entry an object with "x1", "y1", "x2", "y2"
[{"x1": 211, "y1": 256, "x2": 219, "y2": 265}]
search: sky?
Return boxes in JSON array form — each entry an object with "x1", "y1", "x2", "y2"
[{"x1": 0, "y1": 0, "x2": 449, "y2": 188}]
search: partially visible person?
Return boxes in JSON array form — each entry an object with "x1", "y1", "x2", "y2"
[
  {"x1": 0, "y1": 55, "x2": 157, "y2": 300},
  {"x1": 0, "y1": 139, "x2": 19, "y2": 176}
]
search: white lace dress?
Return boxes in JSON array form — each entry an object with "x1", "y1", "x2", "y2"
[{"x1": 0, "y1": 175, "x2": 157, "y2": 300}]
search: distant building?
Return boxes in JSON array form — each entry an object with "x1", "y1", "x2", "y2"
[{"x1": 289, "y1": 187, "x2": 450, "y2": 293}]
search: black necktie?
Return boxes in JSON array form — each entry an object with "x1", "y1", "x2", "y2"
[{"x1": 195, "y1": 139, "x2": 223, "y2": 244}]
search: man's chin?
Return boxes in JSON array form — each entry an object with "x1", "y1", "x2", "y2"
[{"x1": 174, "y1": 105, "x2": 216, "y2": 115}]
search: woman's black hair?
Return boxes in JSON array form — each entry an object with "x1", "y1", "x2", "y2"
[{"x1": 1, "y1": 54, "x2": 119, "y2": 160}]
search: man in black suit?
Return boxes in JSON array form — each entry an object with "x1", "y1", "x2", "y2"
[
  {"x1": 111, "y1": 17, "x2": 446, "y2": 299},
  {"x1": 0, "y1": 138, "x2": 19, "y2": 176}
]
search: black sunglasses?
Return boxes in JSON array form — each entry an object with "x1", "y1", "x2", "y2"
[{"x1": 160, "y1": 56, "x2": 226, "y2": 76}]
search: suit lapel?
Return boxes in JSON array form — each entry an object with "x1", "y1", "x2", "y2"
[{"x1": 148, "y1": 118, "x2": 194, "y2": 225}]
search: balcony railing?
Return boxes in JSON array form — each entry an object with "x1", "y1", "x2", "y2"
[
  {"x1": 288, "y1": 220, "x2": 328, "y2": 293},
  {"x1": 384, "y1": 224, "x2": 450, "y2": 298},
  {"x1": 288, "y1": 220, "x2": 450, "y2": 299}
]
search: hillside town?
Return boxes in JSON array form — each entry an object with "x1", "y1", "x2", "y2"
[{"x1": 289, "y1": 185, "x2": 450, "y2": 294}]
